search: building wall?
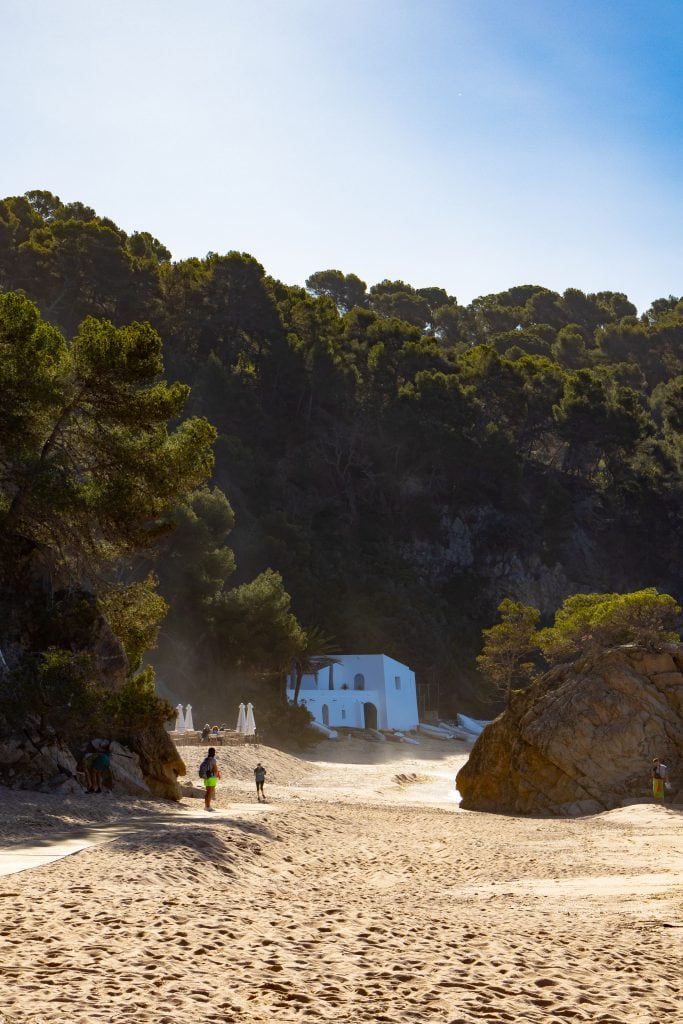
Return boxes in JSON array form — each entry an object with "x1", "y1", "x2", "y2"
[
  {"x1": 380, "y1": 654, "x2": 419, "y2": 731},
  {"x1": 290, "y1": 653, "x2": 419, "y2": 731}
]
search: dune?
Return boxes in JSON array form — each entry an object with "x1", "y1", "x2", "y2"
[{"x1": 0, "y1": 735, "x2": 681, "y2": 1023}]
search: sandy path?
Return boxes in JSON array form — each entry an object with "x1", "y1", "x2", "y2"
[{"x1": 0, "y1": 737, "x2": 681, "y2": 1024}]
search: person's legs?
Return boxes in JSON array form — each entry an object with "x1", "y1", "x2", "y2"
[{"x1": 205, "y1": 778, "x2": 216, "y2": 809}]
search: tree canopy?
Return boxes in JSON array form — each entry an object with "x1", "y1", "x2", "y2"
[
  {"x1": 0, "y1": 292, "x2": 216, "y2": 589},
  {"x1": 4, "y1": 189, "x2": 683, "y2": 717},
  {"x1": 536, "y1": 589, "x2": 681, "y2": 664},
  {"x1": 477, "y1": 588, "x2": 681, "y2": 705}
]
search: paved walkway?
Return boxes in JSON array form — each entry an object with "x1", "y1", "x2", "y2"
[{"x1": 0, "y1": 802, "x2": 271, "y2": 877}]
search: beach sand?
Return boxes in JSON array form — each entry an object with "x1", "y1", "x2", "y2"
[{"x1": 0, "y1": 736, "x2": 681, "y2": 1023}]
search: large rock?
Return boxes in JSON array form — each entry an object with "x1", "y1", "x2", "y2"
[
  {"x1": 456, "y1": 644, "x2": 683, "y2": 816},
  {"x1": 92, "y1": 739, "x2": 150, "y2": 795},
  {"x1": 126, "y1": 724, "x2": 186, "y2": 800}
]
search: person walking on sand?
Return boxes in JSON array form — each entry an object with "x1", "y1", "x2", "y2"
[
  {"x1": 200, "y1": 746, "x2": 220, "y2": 811},
  {"x1": 652, "y1": 757, "x2": 668, "y2": 802},
  {"x1": 254, "y1": 762, "x2": 266, "y2": 802}
]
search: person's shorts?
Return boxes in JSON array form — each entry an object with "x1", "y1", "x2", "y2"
[{"x1": 204, "y1": 777, "x2": 218, "y2": 788}]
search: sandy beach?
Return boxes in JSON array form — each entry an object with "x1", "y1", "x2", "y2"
[{"x1": 0, "y1": 736, "x2": 681, "y2": 1024}]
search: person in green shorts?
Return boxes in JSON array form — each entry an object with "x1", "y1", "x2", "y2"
[{"x1": 203, "y1": 746, "x2": 220, "y2": 811}]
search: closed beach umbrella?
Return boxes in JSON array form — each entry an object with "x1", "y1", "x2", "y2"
[
  {"x1": 236, "y1": 703, "x2": 247, "y2": 734},
  {"x1": 245, "y1": 702, "x2": 256, "y2": 736},
  {"x1": 184, "y1": 704, "x2": 194, "y2": 732},
  {"x1": 175, "y1": 703, "x2": 186, "y2": 733}
]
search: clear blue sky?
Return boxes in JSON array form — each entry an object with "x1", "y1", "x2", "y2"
[{"x1": 4, "y1": 0, "x2": 683, "y2": 312}]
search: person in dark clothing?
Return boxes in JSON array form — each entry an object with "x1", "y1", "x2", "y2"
[
  {"x1": 254, "y1": 762, "x2": 266, "y2": 802},
  {"x1": 202, "y1": 747, "x2": 220, "y2": 811},
  {"x1": 84, "y1": 749, "x2": 110, "y2": 793}
]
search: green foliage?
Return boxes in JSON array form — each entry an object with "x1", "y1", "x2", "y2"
[
  {"x1": 476, "y1": 599, "x2": 540, "y2": 706},
  {"x1": 306, "y1": 269, "x2": 367, "y2": 313},
  {"x1": 105, "y1": 667, "x2": 175, "y2": 739},
  {"x1": 0, "y1": 293, "x2": 216, "y2": 587},
  {"x1": 536, "y1": 588, "x2": 681, "y2": 664},
  {"x1": 1, "y1": 647, "x2": 100, "y2": 737},
  {"x1": 368, "y1": 282, "x2": 431, "y2": 328},
  {"x1": 99, "y1": 574, "x2": 167, "y2": 672},
  {"x1": 0, "y1": 288, "x2": 218, "y2": 746},
  {"x1": 159, "y1": 487, "x2": 236, "y2": 611},
  {"x1": 256, "y1": 698, "x2": 319, "y2": 750},
  {"x1": 213, "y1": 569, "x2": 305, "y2": 678}
]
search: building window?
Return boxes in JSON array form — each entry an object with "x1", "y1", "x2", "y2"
[
  {"x1": 354, "y1": 673, "x2": 365, "y2": 691},
  {"x1": 341, "y1": 709, "x2": 346, "y2": 720},
  {"x1": 395, "y1": 676, "x2": 401, "y2": 690}
]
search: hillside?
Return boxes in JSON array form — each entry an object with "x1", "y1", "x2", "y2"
[{"x1": 2, "y1": 190, "x2": 683, "y2": 714}]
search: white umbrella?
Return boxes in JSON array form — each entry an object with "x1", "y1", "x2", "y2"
[
  {"x1": 184, "y1": 704, "x2": 194, "y2": 732},
  {"x1": 236, "y1": 703, "x2": 247, "y2": 734},
  {"x1": 175, "y1": 703, "x2": 186, "y2": 733},
  {"x1": 245, "y1": 702, "x2": 256, "y2": 736}
]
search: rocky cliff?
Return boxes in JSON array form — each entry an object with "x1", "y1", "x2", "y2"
[
  {"x1": 0, "y1": 720, "x2": 186, "y2": 800},
  {"x1": 456, "y1": 644, "x2": 683, "y2": 815}
]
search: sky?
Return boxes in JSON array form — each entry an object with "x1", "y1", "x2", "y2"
[{"x1": 4, "y1": 0, "x2": 683, "y2": 313}]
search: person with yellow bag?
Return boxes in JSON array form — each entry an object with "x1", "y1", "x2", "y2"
[{"x1": 652, "y1": 757, "x2": 669, "y2": 802}]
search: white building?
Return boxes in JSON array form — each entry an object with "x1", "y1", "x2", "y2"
[{"x1": 288, "y1": 653, "x2": 419, "y2": 731}]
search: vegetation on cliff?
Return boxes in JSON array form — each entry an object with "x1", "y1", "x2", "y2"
[
  {"x1": 3, "y1": 189, "x2": 683, "y2": 724},
  {"x1": 478, "y1": 588, "x2": 681, "y2": 705}
]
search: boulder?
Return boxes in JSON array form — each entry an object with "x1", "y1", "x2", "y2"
[
  {"x1": 456, "y1": 644, "x2": 683, "y2": 816},
  {"x1": 106, "y1": 740, "x2": 150, "y2": 795},
  {"x1": 125, "y1": 724, "x2": 186, "y2": 800}
]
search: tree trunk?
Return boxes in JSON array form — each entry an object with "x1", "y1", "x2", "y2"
[{"x1": 292, "y1": 666, "x2": 303, "y2": 705}]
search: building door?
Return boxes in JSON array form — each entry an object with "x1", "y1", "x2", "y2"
[
  {"x1": 363, "y1": 702, "x2": 378, "y2": 730},
  {"x1": 322, "y1": 704, "x2": 330, "y2": 727}
]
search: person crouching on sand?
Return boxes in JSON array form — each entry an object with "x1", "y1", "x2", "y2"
[{"x1": 203, "y1": 747, "x2": 220, "y2": 811}]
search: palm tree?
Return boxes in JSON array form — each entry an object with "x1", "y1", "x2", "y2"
[{"x1": 291, "y1": 626, "x2": 339, "y2": 705}]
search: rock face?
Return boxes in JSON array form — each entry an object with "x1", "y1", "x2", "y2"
[
  {"x1": 103, "y1": 740, "x2": 150, "y2": 795},
  {"x1": 456, "y1": 645, "x2": 683, "y2": 816},
  {"x1": 0, "y1": 723, "x2": 82, "y2": 794},
  {"x1": 0, "y1": 722, "x2": 185, "y2": 799},
  {"x1": 126, "y1": 724, "x2": 186, "y2": 801}
]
